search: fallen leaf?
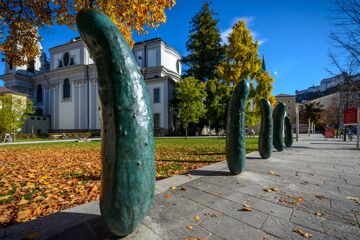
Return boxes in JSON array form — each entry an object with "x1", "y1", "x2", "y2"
[
  {"x1": 194, "y1": 215, "x2": 201, "y2": 221},
  {"x1": 186, "y1": 225, "x2": 193, "y2": 230},
  {"x1": 314, "y1": 211, "x2": 323, "y2": 217},
  {"x1": 163, "y1": 194, "x2": 172, "y2": 199},
  {"x1": 346, "y1": 196, "x2": 360, "y2": 204},
  {"x1": 0, "y1": 195, "x2": 11, "y2": 201},
  {"x1": 205, "y1": 212, "x2": 218, "y2": 218},
  {"x1": 18, "y1": 198, "x2": 29, "y2": 205},
  {"x1": 293, "y1": 227, "x2": 313, "y2": 238},
  {"x1": 186, "y1": 174, "x2": 192, "y2": 178},
  {"x1": 170, "y1": 186, "x2": 177, "y2": 190},
  {"x1": 180, "y1": 186, "x2": 187, "y2": 191},
  {"x1": 263, "y1": 187, "x2": 279, "y2": 192},
  {"x1": 267, "y1": 171, "x2": 280, "y2": 177},
  {"x1": 300, "y1": 181, "x2": 309, "y2": 185},
  {"x1": 315, "y1": 195, "x2": 328, "y2": 200},
  {"x1": 239, "y1": 207, "x2": 253, "y2": 211}
]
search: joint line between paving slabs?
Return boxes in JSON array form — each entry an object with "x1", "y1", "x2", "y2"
[
  {"x1": 183, "y1": 178, "x2": 293, "y2": 219},
  {"x1": 172, "y1": 185, "x2": 270, "y2": 231},
  {"x1": 153, "y1": 200, "x2": 217, "y2": 238}
]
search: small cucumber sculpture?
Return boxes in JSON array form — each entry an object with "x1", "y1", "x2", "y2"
[
  {"x1": 284, "y1": 116, "x2": 293, "y2": 147},
  {"x1": 258, "y1": 99, "x2": 273, "y2": 159},
  {"x1": 226, "y1": 80, "x2": 250, "y2": 175},
  {"x1": 76, "y1": 10, "x2": 155, "y2": 236},
  {"x1": 273, "y1": 103, "x2": 286, "y2": 152}
]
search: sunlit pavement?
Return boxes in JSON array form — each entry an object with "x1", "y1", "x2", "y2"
[{"x1": 3, "y1": 134, "x2": 360, "y2": 240}]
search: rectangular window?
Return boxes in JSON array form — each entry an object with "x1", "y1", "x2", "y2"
[
  {"x1": 136, "y1": 51, "x2": 142, "y2": 66},
  {"x1": 153, "y1": 113, "x2": 160, "y2": 129},
  {"x1": 153, "y1": 88, "x2": 160, "y2": 103},
  {"x1": 147, "y1": 48, "x2": 156, "y2": 67}
]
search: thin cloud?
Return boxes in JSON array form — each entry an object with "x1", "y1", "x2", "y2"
[{"x1": 221, "y1": 16, "x2": 267, "y2": 45}]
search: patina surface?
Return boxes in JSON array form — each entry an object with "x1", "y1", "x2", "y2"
[
  {"x1": 273, "y1": 103, "x2": 286, "y2": 152},
  {"x1": 226, "y1": 80, "x2": 250, "y2": 175},
  {"x1": 258, "y1": 99, "x2": 273, "y2": 159},
  {"x1": 76, "y1": 9, "x2": 155, "y2": 236},
  {"x1": 284, "y1": 116, "x2": 293, "y2": 147}
]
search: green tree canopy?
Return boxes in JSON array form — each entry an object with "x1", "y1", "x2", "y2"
[
  {"x1": 205, "y1": 78, "x2": 232, "y2": 132},
  {"x1": 182, "y1": 1, "x2": 224, "y2": 82},
  {"x1": 0, "y1": 95, "x2": 34, "y2": 139},
  {"x1": 176, "y1": 76, "x2": 207, "y2": 138},
  {"x1": 299, "y1": 102, "x2": 324, "y2": 125}
]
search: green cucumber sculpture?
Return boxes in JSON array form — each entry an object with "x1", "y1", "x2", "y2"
[
  {"x1": 284, "y1": 116, "x2": 293, "y2": 147},
  {"x1": 258, "y1": 99, "x2": 273, "y2": 159},
  {"x1": 226, "y1": 80, "x2": 250, "y2": 175},
  {"x1": 76, "y1": 10, "x2": 155, "y2": 236},
  {"x1": 273, "y1": 103, "x2": 286, "y2": 151}
]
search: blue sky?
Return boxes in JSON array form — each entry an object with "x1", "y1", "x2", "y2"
[{"x1": 0, "y1": 0, "x2": 338, "y2": 95}]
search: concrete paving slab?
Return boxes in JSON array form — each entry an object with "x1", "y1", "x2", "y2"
[{"x1": 3, "y1": 134, "x2": 360, "y2": 239}]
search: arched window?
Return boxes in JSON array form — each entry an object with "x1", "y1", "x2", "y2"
[
  {"x1": 63, "y1": 52, "x2": 70, "y2": 67},
  {"x1": 63, "y1": 78, "x2": 71, "y2": 99},
  {"x1": 36, "y1": 84, "x2": 43, "y2": 103}
]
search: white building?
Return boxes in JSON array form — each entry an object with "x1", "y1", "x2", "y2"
[{"x1": 0, "y1": 37, "x2": 182, "y2": 136}]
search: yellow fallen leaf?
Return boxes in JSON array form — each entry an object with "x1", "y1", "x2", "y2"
[
  {"x1": 186, "y1": 174, "x2": 192, "y2": 178},
  {"x1": 346, "y1": 196, "x2": 360, "y2": 203},
  {"x1": 186, "y1": 225, "x2": 193, "y2": 230},
  {"x1": 315, "y1": 195, "x2": 328, "y2": 200},
  {"x1": 314, "y1": 211, "x2": 323, "y2": 217},
  {"x1": 267, "y1": 171, "x2": 280, "y2": 177},
  {"x1": 18, "y1": 198, "x2": 29, "y2": 205},
  {"x1": 194, "y1": 215, "x2": 201, "y2": 221},
  {"x1": 293, "y1": 227, "x2": 312, "y2": 238},
  {"x1": 170, "y1": 186, "x2": 177, "y2": 190},
  {"x1": 263, "y1": 187, "x2": 279, "y2": 192},
  {"x1": 0, "y1": 195, "x2": 11, "y2": 201}
]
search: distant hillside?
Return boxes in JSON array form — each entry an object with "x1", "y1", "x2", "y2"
[{"x1": 296, "y1": 85, "x2": 338, "y2": 102}]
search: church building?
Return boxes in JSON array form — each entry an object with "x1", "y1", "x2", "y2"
[{"x1": 0, "y1": 37, "x2": 182, "y2": 136}]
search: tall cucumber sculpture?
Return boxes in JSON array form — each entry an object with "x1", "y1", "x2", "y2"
[
  {"x1": 258, "y1": 99, "x2": 273, "y2": 159},
  {"x1": 273, "y1": 103, "x2": 286, "y2": 152},
  {"x1": 284, "y1": 116, "x2": 293, "y2": 147},
  {"x1": 76, "y1": 10, "x2": 155, "y2": 236},
  {"x1": 226, "y1": 80, "x2": 250, "y2": 175}
]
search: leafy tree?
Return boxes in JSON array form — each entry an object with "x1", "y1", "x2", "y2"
[
  {"x1": 0, "y1": 0, "x2": 175, "y2": 66},
  {"x1": 0, "y1": 95, "x2": 34, "y2": 140},
  {"x1": 176, "y1": 76, "x2": 207, "y2": 138},
  {"x1": 217, "y1": 20, "x2": 275, "y2": 125},
  {"x1": 217, "y1": 20, "x2": 261, "y2": 85},
  {"x1": 205, "y1": 79, "x2": 232, "y2": 133},
  {"x1": 182, "y1": 1, "x2": 224, "y2": 82},
  {"x1": 299, "y1": 102, "x2": 323, "y2": 132}
]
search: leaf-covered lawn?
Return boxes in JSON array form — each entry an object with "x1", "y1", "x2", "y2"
[{"x1": 0, "y1": 137, "x2": 258, "y2": 225}]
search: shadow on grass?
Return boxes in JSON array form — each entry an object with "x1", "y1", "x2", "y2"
[
  {"x1": 189, "y1": 152, "x2": 225, "y2": 156},
  {"x1": 188, "y1": 169, "x2": 230, "y2": 176},
  {"x1": 157, "y1": 159, "x2": 221, "y2": 164}
]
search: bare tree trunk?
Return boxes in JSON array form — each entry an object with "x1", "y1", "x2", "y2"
[{"x1": 308, "y1": 118, "x2": 311, "y2": 136}]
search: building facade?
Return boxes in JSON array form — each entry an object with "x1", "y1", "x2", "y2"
[
  {"x1": 275, "y1": 94, "x2": 296, "y2": 124},
  {"x1": 0, "y1": 37, "x2": 182, "y2": 136}
]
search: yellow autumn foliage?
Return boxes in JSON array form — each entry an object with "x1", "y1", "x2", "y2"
[{"x1": 0, "y1": 0, "x2": 175, "y2": 65}]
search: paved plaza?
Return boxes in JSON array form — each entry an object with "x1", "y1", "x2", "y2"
[{"x1": 2, "y1": 134, "x2": 360, "y2": 240}]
